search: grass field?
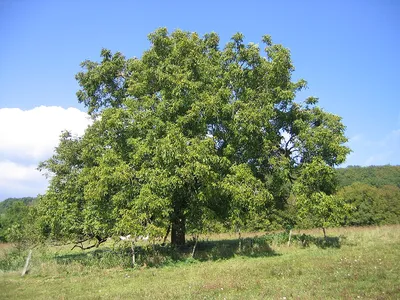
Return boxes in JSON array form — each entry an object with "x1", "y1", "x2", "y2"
[{"x1": 1, "y1": 225, "x2": 399, "y2": 299}]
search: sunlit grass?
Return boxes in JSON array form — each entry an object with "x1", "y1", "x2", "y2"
[{"x1": 1, "y1": 225, "x2": 399, "y2": 299}]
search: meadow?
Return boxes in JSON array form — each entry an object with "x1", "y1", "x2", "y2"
[{"x1": 1, "y1": 225, "x2": 399, "y2": 299}]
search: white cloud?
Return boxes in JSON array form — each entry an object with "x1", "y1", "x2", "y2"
[
  {"x1": 0, "y1": 160, "x2": 47, "y2": 197},
  {"x1": 0, "y1": 106, "x2": 91, "y2": 200},
  {"x1": 0, "y1": 106, "x2": 91, "y2": 161},
  {"x1": 0, "y1": 160, "x2": 41, "y2": 181}
]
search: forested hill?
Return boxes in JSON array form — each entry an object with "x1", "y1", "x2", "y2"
[
  {"x1": 336, "y1": 165, "x2": 400, "y2": 188},
  {"x1": 0, "y1": 197, "x2": 37, "y2": 215}
]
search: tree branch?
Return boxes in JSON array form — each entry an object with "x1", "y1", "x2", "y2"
[{"x1": 71, "y1": 236, "x2": 107, "y2": 250}]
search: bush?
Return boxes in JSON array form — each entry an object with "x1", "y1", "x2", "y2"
[{"x1": 0, "y1": 248, "x2": 27, "y2": 272}]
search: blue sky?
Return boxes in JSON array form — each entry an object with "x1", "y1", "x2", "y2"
[{"x1": 0, "y1": 0, "x2": 399, "y2": 200}]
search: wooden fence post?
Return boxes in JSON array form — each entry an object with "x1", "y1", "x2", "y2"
[{"x1": 21, "y1": 250, "x2": 32, "y2": 276}]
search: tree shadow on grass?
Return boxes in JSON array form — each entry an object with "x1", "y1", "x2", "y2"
[
  {"x1": 293, "y1": 234, "x2": 343, "y2": 249},
  {"x1": 184, "y1": 237, "x2": 280, "y2": 261},
  {"x1": 51, "y1": 236, "x2": 279, "y2": 269},
  {"x1": 53, "y1": 248, "x2": 132, "y2": 268},
  {"x1": 50, "y1": 232, "x2": 345, "y2": 269}
]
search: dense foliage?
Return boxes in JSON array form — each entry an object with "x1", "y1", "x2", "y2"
[
  {"x1": 334, "y1": 165, "x2": 400, "y2": 227},
  {"x1": 337, "y1": 183, "x2": 400, "y2": 226},
  {"x1": 35, "y1": 29, "x2": 349, "y2": 246}
]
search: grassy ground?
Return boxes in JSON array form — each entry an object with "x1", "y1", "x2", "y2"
[{"x1": 1, "y1": 225, "x2": 399, "y2": 299}]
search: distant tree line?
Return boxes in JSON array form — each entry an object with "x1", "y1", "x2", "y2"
[
  {"x1": 0, "y1": 197, "x2": 36, "y2": 213},
  {"x1": 336, "y1": 165, "x2": 400, "y2": 188}
]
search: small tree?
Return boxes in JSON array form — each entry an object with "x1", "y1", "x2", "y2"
[
  {"x1": 294, "y1": 158, "x2": 350, "y2": 237},
  {"x1": 296, "y1": 192, "x2": 349, "y2": 237}
]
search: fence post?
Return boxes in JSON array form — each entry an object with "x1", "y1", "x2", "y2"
[{"x1": 21, "y1": 250, "x2": 32, "y2": 276}]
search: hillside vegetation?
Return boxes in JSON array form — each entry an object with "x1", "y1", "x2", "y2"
[
  {"x1": 335, "y1": 165, "x2": 400, "y2": 227},
  {"x1": 0, "y1": 197, "x2": 36, "y2": 215},
  {"x1": 336, "y1": 165, "x2": 400, "y2": 188}
]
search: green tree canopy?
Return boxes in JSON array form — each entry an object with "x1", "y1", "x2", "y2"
[{"x1": 38, "y1": 29, "x2": 349, "y2": 246}]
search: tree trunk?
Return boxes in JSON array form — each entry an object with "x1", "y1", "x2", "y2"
[
  {"x1": 162, "y1": 225, "x2": 171, "y2": 245},
  {"x1": 322, "y1": 227, "x2": 327, "y2": 238},
  {"x1": 171, "y1": 216, "x2": 186, "y2": 247}
]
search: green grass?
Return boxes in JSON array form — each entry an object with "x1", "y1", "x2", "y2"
[{"x1": 1, "y1": 225, "x2": 399, "y2": 299}]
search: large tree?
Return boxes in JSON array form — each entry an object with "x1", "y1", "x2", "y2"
[{"x1": 38, "y1": 28, "x2": 349, "y2": 246}]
